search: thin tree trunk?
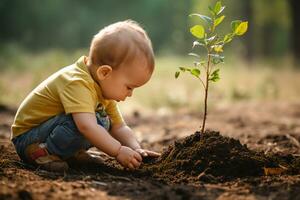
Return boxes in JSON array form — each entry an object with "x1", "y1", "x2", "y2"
[
  {"x1": 201, "y1": 54, "x2": 211, "y2": 133},
  {"x1": 243, "y1": 0, "x2": 254, "y2": 64},
  {"x1": 289, "y1": 0, "x2": 300, "y2": 66}
]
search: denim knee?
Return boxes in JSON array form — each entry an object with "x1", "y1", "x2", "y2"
[
  {"x1": 12, "y1": 111, "x2": 111, "y2": 160},
  {"x1": 45, "y1": 117, "x2": 91, "y2": 159}
]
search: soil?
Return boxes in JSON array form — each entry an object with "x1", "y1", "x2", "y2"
[
  {"x1": 140, "y1": 131, "x2": 300, "y2": 185},
  {"x1": 1, "y1": 101, "x2": 300, "y2": 200}
]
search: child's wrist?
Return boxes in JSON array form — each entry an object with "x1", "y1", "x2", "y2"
[
  {"x1": 132, "y1": 144, "x2": 141, "y2": 150},
  {"x1": 113, "y1": 145, "x2": 122, "y2": 157}
]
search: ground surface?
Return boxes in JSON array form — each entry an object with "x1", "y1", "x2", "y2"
[{"x1": 1, "y1": 101, "x2": 300, "y2": 200}]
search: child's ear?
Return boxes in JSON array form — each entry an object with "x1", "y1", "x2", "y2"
[{"x1": 96, "y1": 65, "x2": 112, "y2": 80}]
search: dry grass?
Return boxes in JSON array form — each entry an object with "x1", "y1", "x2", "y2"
[{"x1": 1, "y1": 50, "x2": 299, "y2": 114}]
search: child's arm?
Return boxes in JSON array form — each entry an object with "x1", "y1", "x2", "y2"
[
  {"x1": 110, "y1": 124, "x2": 161, "y2": 157},
  {"x1": 72, "y1": 113, "x2": 142, "y2": 169}
]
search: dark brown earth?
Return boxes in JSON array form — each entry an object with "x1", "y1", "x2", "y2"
[{"x1": 1, "y1": 102, "x2": 300, "y2": 200}]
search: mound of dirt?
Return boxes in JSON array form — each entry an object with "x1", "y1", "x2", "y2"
[{"x1": 140, "y1": 131, "x2": 291, "y2": 184}]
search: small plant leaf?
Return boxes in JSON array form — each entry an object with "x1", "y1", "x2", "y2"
[
  {"x1": 190, "y1": 25, "x2": 205, "y2": 39},
  {"x1": 235, "y1": 21, "x2": 248, "y2": 36},
  {"x1": 214, "y1": 15, "x2": 225, "y2": 27},
  {"x1": 194, "y1": 61, "x2": 206, "y2": 67},
  {"x1": 179, "y1": 67, "x2": 186, "y2": 72},
  {"x1": 190, "y1": 68, "x2": 201, "y2": 77},
  {"x1": 223, "y1": 33, "x2": 233, "y2": 43},
  {"x1": 210, "y1": 76, "x2": 220, "y2": 82},
  {"x1": 205, "y1": 35, "x2": 217, "y2": 45},
  {"x1": 214, "y1": 1, "x2": 225, "y2": 15},
  {"x1": 209, "y1": 68, "x2": 220, "y2": 82},
  {"x1": 213, "y1": 45, "x2": 223, "y2": 53},
  {"x1": 189, "y1": 14, "x2": 213, "y2": 24},
  {"x1": 179, "y1": 67, "x2": 193, "y2": 72},
  {"x1": 188, "y1": 52, "x2": 200, "y2": 58},
  {"x1": 231, "y1": 20, "x2": 242, "y2": 33},
  {"x1": 208, "y1": 6, "x2": 216, "y2": 16},
  {"x1": 210, "y1": 54, "x2": 225, "y2": 65},
  {"x1": 192, "y1": 40, "x2": 205, "y2": 48},
  {"x1": 175, "y1": 71, "x2": 180, "y2": 79}
]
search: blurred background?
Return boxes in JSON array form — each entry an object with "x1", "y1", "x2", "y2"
[{"x1": 0, "y1": 0, "x2": 299, "y2": 114}]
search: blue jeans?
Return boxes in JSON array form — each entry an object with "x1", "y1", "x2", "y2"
[{"x1": 12, "y1": 112, "x2": 110, "y2": 162}]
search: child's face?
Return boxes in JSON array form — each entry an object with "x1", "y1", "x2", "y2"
[{"x1": 98, "y1": 56, "x2": 152, "y2": 101}]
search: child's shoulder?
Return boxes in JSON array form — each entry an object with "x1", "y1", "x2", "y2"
[{"x1": 55, "y1": 57, "x2": 93, "y2": 83}]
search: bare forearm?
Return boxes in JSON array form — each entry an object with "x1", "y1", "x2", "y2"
[
  {"x1": 80, "y1": 125, "x2": 121, "y2": 157},
  {"x1": 111, "y1": 125, "x2": 141, "y2": 150}
]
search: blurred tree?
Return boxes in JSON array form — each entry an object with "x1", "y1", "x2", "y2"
[
  {"x1": 0, "y1": 0, "x2": 192, "y2": 54},
  {"x1": 289, "y1": 0, "x2": 300, "y2": 66},
  {"x1": 0, "y1": 0, "x2": 295, "y2": 63},
  {"x1": 242, "y1": 0, "x2": 254, "y2": 63},
  {"x1": 253, "y1": 0, "x2": 290, "y2": 61}
]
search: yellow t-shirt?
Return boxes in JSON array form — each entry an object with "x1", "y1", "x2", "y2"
[{"x1": 11, "y1": 56, "x2": 124, "y2": 139}]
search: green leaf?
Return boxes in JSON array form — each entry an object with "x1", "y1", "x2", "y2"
[
  {"x1": 223, "y1": 33, "x2": 233, "y2": 43},
  {"x1": 211, "y1": 68, "x2": 220, "y2": 76},
  {"x1": 210, "y1": 54, "x2": 224, "y2": 58},
  {"x1": 190, "y1": 68, "x2": 201, "y2": 77},
  {"x1": 188, "y1": 53, "x2": 200, "y2": 58},
  {"x1": 179, "y1": 67, "x2": 186, "y2": 72},
  {"x1": 189, "y1": 14, "x2": 213, "y2": 24},
  {"x1": 210, "y1": 54, "x2": 225, "y2": 65},
  {"x1": 192, "y1": 41, "x2": 205, "y2": 48},
  {"x1": 190, "y1": 25, "x2": 205, "y2": 39},
  {"x1": 210, "y1": 75, "x2": 220, "y2": 82},
  {"x1": 205, "y1": 35, "x2": 217, "y2": 45},
  {"x1": 214, "y1": 1, "x2": 225, "y2": 15},
  {"x1": 231, "y1": 20, "x2": 242, "y2": 33},
  {"x1": 212, "y1": 59, "x2": 224, "y2": 65},
  {"x1": 214, "y1": 15, "x2": 225, "y2": 27},
  {"x1": 208, "y1": 6, "x2": 216, "y2": 16},
  {"x1": 179, "y1": 67, "x2": 193, "y2": 72},
  {"x1": 175, "y1": 71, "x2": 180, "y2": 79},
  {"x1": 209, "y1": 69, "x2": 220, "y2": 82},
  {"x1": 194, "y1": 61, "x2": 206, "y2": 67},
  {"x1": 235, "y1": 21, "x2": 248, "y2": 36},
  {"x1": 213, "y1": 45, "x2": 223, "y2": 53}
]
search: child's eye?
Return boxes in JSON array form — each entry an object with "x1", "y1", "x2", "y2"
[{"x1": 127, "y1": 86, "x2": 132, "y2": 90}]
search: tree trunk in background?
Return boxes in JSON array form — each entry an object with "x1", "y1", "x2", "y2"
[
  {"x1": 243, "y1": 0, "x2": 254, "y2": 64},
  {"x1": 289, "y1": 0, "x2": 300, "y2": 66},
  {"x1": 262, "y1": 23, "x2": 274, "y2": 58}
]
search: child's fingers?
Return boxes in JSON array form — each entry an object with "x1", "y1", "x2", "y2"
[
  {"x1": 127, "y1": 163, "x2": 135, "y2": 170},
  {"x1": 135, "y1": 149, "x2": 148, "y2": 157},
  {"x1": 131, "y1": 158, "x2": 141, "y2": 168},
  {"x1": 133, "y1": 152, "x2": 142, "y2": 162},
  {"x1": 140, "y1": 151, "x2": 148, "y2": 157},
  {"x1": 145, "y1": 150, "x2": 161, "y2": 157}
]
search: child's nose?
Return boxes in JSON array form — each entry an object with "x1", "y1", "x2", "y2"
[{"x1": 128, "y1": 90, "x2": 133, "y2": 97}]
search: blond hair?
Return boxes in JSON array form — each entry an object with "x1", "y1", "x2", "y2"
[{"x1": 88, "y1": 20, "x2": 154, "y2": 71}]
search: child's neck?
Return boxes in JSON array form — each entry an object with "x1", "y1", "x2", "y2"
[{"x1": 85, "y1": 57, "x2": 100, "y2": 85}]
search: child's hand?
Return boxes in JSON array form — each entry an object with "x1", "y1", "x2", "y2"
[
  {"x1": 116, "y1": 146, "x2": 142, "y2": 170},
  {"x1": 135, "y1": 148, "x2": 161, "y2": 157}
]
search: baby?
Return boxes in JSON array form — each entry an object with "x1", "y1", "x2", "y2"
[{"x1": 11, "y1": 20, "x2": 160, "y2": 172}]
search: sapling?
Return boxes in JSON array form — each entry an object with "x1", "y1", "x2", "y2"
[{"x1": 175, "y1": 0, "x2": 248, "y2": 133}]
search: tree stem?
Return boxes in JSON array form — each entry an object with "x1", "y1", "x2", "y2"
[{"x1": 201, "y1": 53, "x2": 211, "y2": 133}]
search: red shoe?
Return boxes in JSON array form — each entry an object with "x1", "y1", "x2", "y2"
[{"x1": 25, "y1": 143, "x2": 69, "y2": 172}]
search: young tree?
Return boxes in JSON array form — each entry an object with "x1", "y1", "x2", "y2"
[{"x1": 175, "y1": 1, "x2": 248, "y2": 133}]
